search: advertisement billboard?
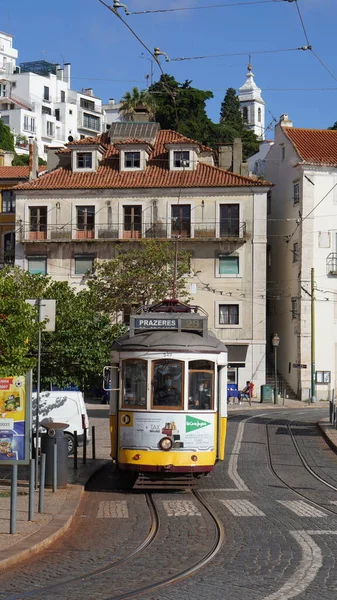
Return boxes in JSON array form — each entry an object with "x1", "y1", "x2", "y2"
[{"x1": 0, "y1": 375, "x2": 31, "y2": 465}]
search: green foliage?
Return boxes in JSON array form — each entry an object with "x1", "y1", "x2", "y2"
[
  {"x1": 12, "y1": 154, "x2": 47, "y2": 166},
  {"x1": 87, "y1": 240, "x2": 191, "y2": 314},
  {"x1": 0, "y1": 120, "x2": 14, "y2": 152},
  {"x1": 328, "y1": 122, "x2": 337, "y2": 130},
  {"x1": 220, "y1": 87, "x2": 244, "y2": 130},
  {"x1": 120, "y1": 86, "x2": 156, "y2": 120}
]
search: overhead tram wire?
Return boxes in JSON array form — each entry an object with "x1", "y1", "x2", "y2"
[
  {"x1": 131, "y1": 0, "x2": 288, "y2": 15},
  {"x1": 169, "y1": 46, "x2": 310, "y2": 63}
]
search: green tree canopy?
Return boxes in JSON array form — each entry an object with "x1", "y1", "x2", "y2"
[
  {"x1": 120, "y1": 86, "x2": 156, "y2": 121},
  {"x1": 220, "y1": 87, "x2": 244, "y2": 130},
  {"x1": 328, "y1": 122, "x2": 337, "y2": 130},
  {"x1": 12, "y1": 154, "x2": 47, "y2": 166},
  {"x1": 87, "y1": 240, "x2": 191, "y2": 314},
  {"x1": 0, "y1": 120, "x2": 14, "y2": 152}
]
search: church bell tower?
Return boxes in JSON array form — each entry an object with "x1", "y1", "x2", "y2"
[{"x1": 238, "y1": 63, "x2": 265, "y2": 140}]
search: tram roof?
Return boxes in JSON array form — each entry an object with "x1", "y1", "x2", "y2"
[{"x1": 112, "y1": 330, "x2": 227, "y2": 354}]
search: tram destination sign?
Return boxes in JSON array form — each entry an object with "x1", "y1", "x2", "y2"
[{"x1": 133, "y1": 317, "x2": 205, "y2": 331}]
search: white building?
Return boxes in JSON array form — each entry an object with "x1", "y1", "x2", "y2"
[
  {"x1": 14, "y1": 122, "x2": 270, "y2": 393},
  {"x1": 103, "y1": 98, "x2": 123, "y2": 127},
  {"x1": 0, "y1": 32, "x2": 104, "y2": 160},
  {"x1": 265, "y1": 114, "x2": 337, "y2": 400},
  {"x1": 238, "y1": 64, "x2": 265, "y2": 141},
  {"x1": 247, "y1": 140, "x2": 274, "y2": 178}
]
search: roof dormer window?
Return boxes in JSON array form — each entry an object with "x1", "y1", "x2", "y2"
[
  {"x1": 174, "y1": 151, "x2": 190, "y2": 168},
  {"x1": 125, "y1": 151, "x2": 141, "y2": 169},
  {"x1": 77, "y1": 152, "x2": 92, "y2": 169}
]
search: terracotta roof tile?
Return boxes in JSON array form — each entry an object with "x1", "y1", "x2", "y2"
[
  {"x1": 114, "y1": 137, "x2": 153, "y2": 147},
  {"x1": 0, "y1": 166, "x2": 47, "y2": 180},
  {"x1": 15, "y1": 130, "x2": 269, "y2": 191},
  {"x1": 283, "y1": 127, "x2": 337, "y2": 166}
]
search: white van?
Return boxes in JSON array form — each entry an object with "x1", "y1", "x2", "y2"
[{"x1": 32, "y1": 390, "x2": 90, "y2": 455}]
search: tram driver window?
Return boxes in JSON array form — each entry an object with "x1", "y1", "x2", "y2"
[
  {"x1": 188, "y1": 360, "x2": 214, "y2": 410},
  {"x1": 152, "y1": 360, "x2": 183, "y2": 409},
  {"x1": 122, "y1": 359, "x2": 147, "y2": 408}
]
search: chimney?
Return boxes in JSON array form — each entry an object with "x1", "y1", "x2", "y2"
[
  {"x1": 82, "y1": 88, "x2": 94, "y2": 97},
  {"x1": 233, "y1": 138, "x2": 243, "y2": 175},
  {"x1": 63, "y1": 63, "x2": 71, "y2": 87},
  {"x1": 217, "y1": 143, "x2": 233, "y2": 171},
  {"x1": 279, "y1": 113, "x2": 293, "y2": 128},
  {"x1": 109, "y1": 98, "x2": 115, "y2": 105}
]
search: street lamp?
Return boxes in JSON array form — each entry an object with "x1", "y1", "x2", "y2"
[{"x1": 272, "y1": 333, "x2": 280, "y2": 404}]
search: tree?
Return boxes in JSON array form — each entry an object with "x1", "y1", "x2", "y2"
[
  {"x1": 0, "y1": 120, "x2": 14, "y2": 152},
  {"x1": 12, "y1": 154, "x2": 47, "y2": 166},
  {"x1": 328, "y1": 122, "x2": 337, "y2": 130},
  {"x1": 220, "y1": 87, "x2": 244, "y2": 130},
  {"x1": 120, "y1": 86, "x2": 156, "y2": 121},
  {"x1": 87, "y1": 240, "x2": 191, "y2": 314}
]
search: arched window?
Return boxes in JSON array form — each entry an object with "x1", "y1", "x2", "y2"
[
  {"x1": 258, "y1": 107, "x2": 262, "y2": 122},
  {"x1": 242, "y1": 107, "x2": 248, "y2": 122}
]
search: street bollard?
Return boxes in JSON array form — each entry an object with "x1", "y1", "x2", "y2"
[
  {"x1": 83, "y1": 428, "x2": 87, "y2": 465},
  {"x1": 330, "y1": 401, "x2": 333, "y2": 424},
  {"x1": 74, "y1": 431, "x2": 78, "y2": 470},
  {"x1": 10, "y1": 464, "x2": 18, "y2": 535},
  {"x1": 39, "y1": 453, "x2": 46, "y2": 513},
  {"x1": 29, "y1": 458, "x2": 35, "y2": 521},
  {"x1": 53, "y1": 440, "x2": 57, "y2": 492},
  {"x1": 282, "y1": 389, "x2": 286, "y2": 406},
  {"x1": 92, "y1": 426, "x2": 96, "y2": 460}
]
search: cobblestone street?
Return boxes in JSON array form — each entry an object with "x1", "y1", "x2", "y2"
[{"x1": 0, "y1": 406, "x2": 337, "y2": 600}]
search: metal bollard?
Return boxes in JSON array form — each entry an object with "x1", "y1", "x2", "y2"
[
  {"x1": 39, "y1": 453, "x2": 46, "y2": 513},
  {"x1": 10, "y1": 464, "x2": 18, "y2": 535},
  {"x1": 92, "y1": 426, "x2": 96, "y2": 460},
  {"x1": 53, "y1": 440, "x2": 57, "y2": 492},
  {"x1": 330, "y1": 401, "x2": 333, "y2": 424},
  {"x1": 29, "y1": 458, "x2": 35, "y2": 521},
  {"x1": 83, "y1": 428, "x2": 87, "y2": 465},
  {"x1": 74, "y1": 431, "x2": 78, "y2": 470},
  {"x1": 283, "y1": 388, "x2": 286, "y2": 406}
]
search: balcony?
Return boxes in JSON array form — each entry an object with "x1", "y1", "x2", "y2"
[
  {"x1": 327, "y1": 253, "x2": 337, "y2": 275},
  {"x1": 20, "y1": 221, "x2": 246, "y2": 243}
]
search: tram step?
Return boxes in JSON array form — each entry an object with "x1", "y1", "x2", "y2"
[{"x1": 134, "y1": 474, "x2": 196, "y2": 490}]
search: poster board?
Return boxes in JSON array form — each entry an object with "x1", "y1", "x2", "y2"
[{"x1": 0, "y1": 373, "x2": 31, "y2": 465}]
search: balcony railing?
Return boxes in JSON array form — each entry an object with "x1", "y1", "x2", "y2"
[
  {"x1": 327, "y1": 253, "x2": 337, "y2": 275},
  {"x1": 19, "y1": 221, "x2": 247, "y2": 243}
]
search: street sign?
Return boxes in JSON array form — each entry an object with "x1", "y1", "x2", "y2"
[
  {"x1": 26, "y1": 299, "x2": 56, "y2": 331},
  {"x1": 293, "y1": 364, "x2": 307, "y2": 369}
]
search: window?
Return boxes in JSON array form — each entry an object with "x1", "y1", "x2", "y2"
[
  {"x1": 123, "y1": 205, "x2": 142, "y2": 238},
  {"x1": 293, "y1": 242, "x2": 299, "y2": 263},
  {"x1": 124, "y1": 151, "x2": 141, "y2": 169},
  {"x1": 24, "y1": 115, "x2": 29, "y2": 130},
  {"x1": 293, "y1": 183, "x2": 300, "y2": 204},
  {"x1": 219, "y1": 304, "x2": 239, "y2": 325},
  {"x1": 152, "y1": 360, "x2": 183, "y2": 408},
  {"x1": 74, "y1": 255, "x2": 94, "y2": 275},
  {"x1": 220, "y1": 204, "x2": 239, "y2": 237},
  {"x1": 173, "y1": 151, "x2": 190, "y2": 168},
  {"x1": 281, "y1": 145, "x2": 285, "y2": 160},
  {"x1": 61, "y1": 90, "x2": 65, "y2": 103},
  {"x1": 44, "y1": 145, "x2": 49, "y2": 153},
  {"x1": 77, "y1": 206, "x2": 95, "y2": 231},
  {"x1": 46, "y1": 121, "x2": 54, "y2": 137},
  {"x1": 267, "y1": 190, "x2": 272, "y2": 215},
  {"x1": 83, "y1": 113, "x2": 100, "y2": 131},
  {"x1": 122, "y1": 359, "x2": 147, "y2": 408},
  {"x1": 43, "y1": 86, "x2": 49, "y2": 101},
  {"x1": 42, "y1": 105, "x2": 52, "y2": 115},
  {"x1": 291, "y1": 298, "x2": 298, "y2": 319},
  {"x1": 2, "y1": 190, "x2": 15, "y2": 213},
  {"x1": 0, "y1": 83, "x2": 6, "y2": 97},
  {"x1": 171, "y1": 204, "x2": 191, "y2": 237},
  {"x1": 27, "y1": 256, "x2": 47, "y2": 275},
  {"x1": 69, "y1": 109, "x2": 73, "y2": 115},
  {"x1": 55, "y1": 109, "x2": 60, "y2": 121},
  {"x1": 242, "y1": 107, "x2": 248, "y2": 122},
  {"x1": 3, "y1": 232, "x2": 15, "y2": 265},
  {"x1": 258, "y1": 107, "x2": 262, "y2": 122},
  {"x1": 29, "y1": 207, "x2": 47, "y2": 233},
  {"x1": 77, "y1": 152, "x2": 92, "y2": 169},
  {"x1": 218, "y1": 255, "x2": 239, "y2": 275},
  {"x1": 188, "y1": 360, "x2": 214, "y2": 411},
  {"x1": 316, "y1": 371, "x2": 331, "y2": 384},
  {"x1": 1, "y1": 115, "x2": 9, "y2": 125},
  {"x1": 80, "y1": 97, "x2": 95, "y2": 111},
  {"x1": 24, "y1": 115, "x2": 35, "y2": 132}
]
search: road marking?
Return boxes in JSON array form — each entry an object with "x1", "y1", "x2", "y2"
[
  {"x1": 329, "y1": 501, "x2": 337, "y2": 505},
  {"x1": 197, "y1": 488, "x2": 239, "y2": 492},
  {"x1": 262, "y1": 530, "x2": 322, "y2": 600},
  {"x1": 228, "y1": 420, "x2": 250, "y2": 492},
  {"x1": 97, "y1": 500, "x2": 129, "y2": 518},
  {"x1": 162, "y1": 500, "x2": 201, "y2": 517},
  {"x1": 220, "y1": 499, "x2": 265, "y2": 517},
  {"x1": 277, "y1": 500, "x2": 327, "y2": 517}
]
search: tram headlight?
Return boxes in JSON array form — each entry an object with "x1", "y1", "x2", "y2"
[{"x1": 159, "y1": 437, "x2": 173, "y2": 451}]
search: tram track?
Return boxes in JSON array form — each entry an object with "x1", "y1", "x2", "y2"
[
  {"x1": 2, "y1": 489, "x2": 224, "y2": 600},
  {"x1": 265, "y1": 416, "x2": 337, "y2": 517}
]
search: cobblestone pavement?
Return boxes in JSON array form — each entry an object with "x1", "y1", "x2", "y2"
[{"x1": 1, "y1": 407, "x2": 337, "y2": 600}]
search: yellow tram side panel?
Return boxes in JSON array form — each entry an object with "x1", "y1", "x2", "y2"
[
  {"x1": 109, "y1": 414, "x2": 118, "y2": 460},
  {"x1": 219, "y1": 416, "x2": 227, "y2": 461}
]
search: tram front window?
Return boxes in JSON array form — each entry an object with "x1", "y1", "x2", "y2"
[
  {"x1": 188, "y1": 371, "x2": 213, "y2": 410},
  {"x1": 122, "y1": 359, "x2": 147, "y2": 408},
  {"x1": 152, "y1": 360, "x2": 183, "y2": 408}
]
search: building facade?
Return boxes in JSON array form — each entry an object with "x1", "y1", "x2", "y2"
[
  {"x1": 14, "y1": 123, "x2": 270, "y2": 392},
  {"x1": 265, "y1": 115, "x2": 337, "y2": 400}
]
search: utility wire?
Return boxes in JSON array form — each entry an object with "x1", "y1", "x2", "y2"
[
  {"x1": 131, "y1": 0, "x2": 286, "y2": 15},
  {"x1": 310, "y1": 50, "x2": 337, "y2": 85},
  {"x1": 170, "y1": 46, "x2": 309, "y2": 62},
  {"x1": 294, "y1": 0, "x2": 311, "y2": 47}
]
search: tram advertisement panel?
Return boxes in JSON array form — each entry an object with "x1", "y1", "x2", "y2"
[
  {"x1": 119, "y1": 412, "x2": 215, "y2": 451},
  {"x1": 0, "y1": 376, "x2": 30, "y2": 464}
]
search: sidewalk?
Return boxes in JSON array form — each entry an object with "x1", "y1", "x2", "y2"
[{"x1": 0, "y1": 401, "x2": 111, "y2": 570}]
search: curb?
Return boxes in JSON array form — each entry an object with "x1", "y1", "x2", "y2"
[{"x1": 317, "y1": 421, "x2": 337, "y2": 454}]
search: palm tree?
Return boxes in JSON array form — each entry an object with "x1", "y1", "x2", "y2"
[{"x1": 120, "y1": 87, "x2": 156, "y2": 121}]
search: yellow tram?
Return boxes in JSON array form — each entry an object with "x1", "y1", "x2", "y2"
[{"x1": 106, "y1": 300, "x2": 228, "y2": 486}]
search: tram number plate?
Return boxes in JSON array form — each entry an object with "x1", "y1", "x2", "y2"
[{"x1": 183, "y1": 319, "x2": 203, "y2": 330}]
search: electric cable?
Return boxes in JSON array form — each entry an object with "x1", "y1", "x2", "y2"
[
  {"x1": 131, "y1": 0, "x2": 287, "y2": 15},
  {"x1": 169, "y1": 46, "x2": 308, "y2": 62}
]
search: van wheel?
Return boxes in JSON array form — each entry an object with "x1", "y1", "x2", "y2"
[{"x1": 65, "y1": 434, "x2": 75, "y2": 456}]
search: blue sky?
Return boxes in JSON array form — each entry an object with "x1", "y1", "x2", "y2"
[{"x1": 2, "y1": 0, "x2": 337, "y2": 136}]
